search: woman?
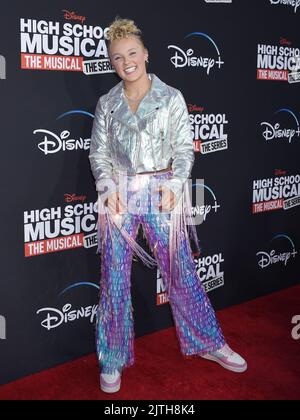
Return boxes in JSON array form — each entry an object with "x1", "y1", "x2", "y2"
[{"x1": 89, "y1": 17, "x2": 247, "y2": 393}]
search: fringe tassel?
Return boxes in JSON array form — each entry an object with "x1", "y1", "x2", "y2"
[
  {"x1": 96, "y1": 177, "x2": 200, "y2": 295},
  {"x1": 96, "y1": 194, "x2": 157, "y2": 269},
  {"x1": 169, "y1": 181, "x2": 201, "y2": 296}
]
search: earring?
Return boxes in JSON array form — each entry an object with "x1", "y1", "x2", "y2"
[{"x1": 146, "y1": 57, "x2": 149, "y2": 64}]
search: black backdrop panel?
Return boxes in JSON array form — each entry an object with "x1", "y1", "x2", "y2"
[{"x1": 0, "y1": 0, "x2": 299, "y2": 385}]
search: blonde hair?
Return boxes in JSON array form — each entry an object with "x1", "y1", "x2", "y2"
[{"x1": 106, "y1": 17, "x2": 145, "y2": 46}]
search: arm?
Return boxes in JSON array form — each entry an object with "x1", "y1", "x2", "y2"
[
  {"x1": 89, "y1": 95, "x2": 115, "y2": 192},
  {"x1": 168, "y1": 89, "x2": 195, "y2": 201}
]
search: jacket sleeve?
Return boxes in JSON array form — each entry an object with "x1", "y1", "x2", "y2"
[
  {"x1": 89, "y1": 95, "x2": 116, "y2": 193},
  {"x1": 168, "y1": 89, "x2": 195, "y2": 200}
]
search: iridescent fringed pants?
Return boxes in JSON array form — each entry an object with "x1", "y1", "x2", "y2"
[{"x1": 96, "y1": 171, "x2": 225, "y2": 374}]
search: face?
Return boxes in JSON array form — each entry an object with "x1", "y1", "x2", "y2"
[{"x1": 109, "y1": 36, "x2": 148, "y2": 82}]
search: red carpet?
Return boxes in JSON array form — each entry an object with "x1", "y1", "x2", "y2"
[{"x1": 1, "y1": 285, "x2": 299, "y2": 400}]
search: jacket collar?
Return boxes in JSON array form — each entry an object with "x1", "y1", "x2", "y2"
[{"x1": 107, "y1": 73, "x2": 169, "y2": 131}]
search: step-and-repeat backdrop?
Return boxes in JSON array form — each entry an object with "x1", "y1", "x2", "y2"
[{"x1": 0, "y1": 0, "x2": 299, "y2": 384}]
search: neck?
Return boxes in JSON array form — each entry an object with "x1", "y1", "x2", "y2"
[{"x1": 123, "y1": 73, "x2": 152, "y2": 97}]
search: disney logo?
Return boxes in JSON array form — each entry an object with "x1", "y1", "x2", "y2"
[
  {"x1": 62, "y1": 10, "x2": 86, "y2": 24},
  {"x1": 168, "y1": 45, "x2": 223, "y2": 74},
  {"x1": 192, "y1": 201, "x2": 220, "y2": 221},
  {"x1": 64, "y1": 194, "x2": 87, "y2": 203},
  {"x1": 261, "y1": 122, "x2": 300, "y2": 143},
  {"x1": 275, "y1": 169, "x2": 287, "y2": 176},
  {"x1": 270, "y1": 0, "x2": 300, "y2": 13},
  {"x1": 188, "y1": 104, "x2": 204, "y2": 113},
  {"x1": 34, "y1": 129, "x2": 91, "y2": 155},
  {"x1": 192, "y1": 205, "x2": 211, "y2": 221},
  {"x1": 257, "y1": 249, "x2": 297, "y2": 269},
  {"x1": 37, "y1": 303, "x2": 98, "y2": 331},
  {"x1": 280, "y1": 37, "x2": 292, "y2": 46}
]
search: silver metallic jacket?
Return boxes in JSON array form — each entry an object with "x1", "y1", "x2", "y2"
[{"x1": 89, "y1": 73, "x2": 194, "y2": 198}]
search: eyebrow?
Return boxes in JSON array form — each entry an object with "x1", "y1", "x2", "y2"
[{"x1": 112, "y1": 48, "x2": 137, "y2": 58}]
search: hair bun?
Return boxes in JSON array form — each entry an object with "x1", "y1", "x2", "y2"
[{"x1": 107, "y1": 17, "x2": 142, "y2": 42}]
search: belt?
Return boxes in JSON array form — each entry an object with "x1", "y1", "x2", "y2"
[{"x1": 137, "y1": 166, "x2": 172, "y2": 175}]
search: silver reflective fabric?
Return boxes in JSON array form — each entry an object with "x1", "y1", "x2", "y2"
[{"x1": 89, "y1": 73, "x2": 194, "y2": 198}]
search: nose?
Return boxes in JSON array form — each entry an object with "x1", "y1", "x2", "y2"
[{"x1": 124, "y1": 55, "x2": 132, "y2": 67}]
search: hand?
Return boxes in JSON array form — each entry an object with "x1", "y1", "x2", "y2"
[
  {"x1": 157, "y1": 186, "x2": 177, "y2": 212},
  {"x1": 104, "y1": 191, "x2": 126, "y2": 215}
]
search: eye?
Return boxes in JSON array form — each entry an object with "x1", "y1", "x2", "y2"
[{"x1": 130, "y1": 52, "x2": 136, "y2": 55}]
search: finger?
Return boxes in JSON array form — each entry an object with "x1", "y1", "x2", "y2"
[
  {"x1": 117, "y1": 197, "x2": 126, "y2": 214},
  {"x1": 161, "y1": 192, "x2": 173, "y2": 207},
  {"x1": 158, "y1": 197, "x2": 168, "y2": 209},
  {"x1": 107, "y1": 204, "x2": 116, "y2": 215},
  {"x1": 164, "y1": 195, "x2": 176, "y2": 212},
  {"x1": 107, "y1": 198, "x2": 118, "y2": 215},
  {"x1": 160, "y1": 199, "x2": 171, "y2": 212},
  {"x1": 169, "y1": 202, "x2": 175, "y2": 211}
]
